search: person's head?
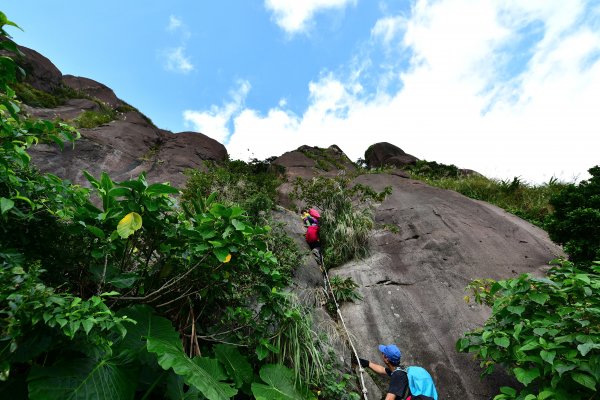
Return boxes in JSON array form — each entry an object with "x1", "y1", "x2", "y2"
[{"x1": 378, "y1": 344, "x2": 402, "y2": 367}]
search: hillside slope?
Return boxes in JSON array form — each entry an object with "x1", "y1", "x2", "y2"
[{"x1": 329, "y1": 174, "x2": 562, "y2": 398}]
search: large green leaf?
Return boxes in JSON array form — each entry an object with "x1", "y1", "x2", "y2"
[
  {"x1": 0, "y1": 197, "x2": 14, "y2": 214},
  {"x1": 214, "y1": 344, "x2": 253, "y2": 388},
  {"x1": 513, "y1": 367, "x2": 540, "y2": 386},
  {"x1": 571, "y1": 372, "x2": 597, "y2": 391},
  {"x1": 251, "y1": 364, "x2": 315, "y2": 400},
  {"x1": 117, "y1": 212, "x2": 142, "y2": 239},
  {"x1": 28, "y1": 357, "x2": 135, "y2": 400},
  {"x1": 128, "y1": 307, "x2": 237, "y2": 400}
]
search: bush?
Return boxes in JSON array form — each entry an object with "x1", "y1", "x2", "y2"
[
  {"x1": 546, "y1": 166, "x2": 600, "y2": 265},
  {"x1": 457, "y1": 259, "x2": 600, "y2": 399},
  {"x1": 74, "y1": 106, "x2": 116, "y2": 128},
  {"x1": 329, "y1": 275, "x2": 362, "y2": 303}
]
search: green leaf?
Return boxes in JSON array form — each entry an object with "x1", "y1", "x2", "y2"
[
  {"x1": 578, "y1": 343, "x2": 600, "y2": 357},
  {"x1": 540, "y1": 350, "x2": 556, "y2": 365},
  {"x1": 86, "y1": 225, "x2": 106, "y2": 239},
  {"x1": 117, "y1": 212, "x2": 142, "y2": 239},
  {"x1": 513, "y1": 367, "x2": 540, "y2": 386},
  {"x1": 108, "y1": 273, "x2": 139, "y2": 289},
  {"x1": 108, "y1": 187, "x2": 131, "y2": 197},
  {"x1": 574, "y1": 274, "x2": 591, "y2": 284},
  {"x1": 231, "y1": 219, "x2": 246, "y2": 231},
  {"x1": 494, "y1": 337, "x2": 510, "y2": 348},
  {"x1": 146, "y1": 183, "x2": 180, "y2": 196},
  {"x1": 507, "y1": 305, "x2": 525, "y2": 316},
  {"x1": 0, "y1": 197, "x2": 14, "y2": 214},
  {"x1": 519, "y1": 341, "x2": 539, "y2": 352},
  {"x1": 571, "y1": 372, "x2": 597, "y2": 391},
  {"x1": 214, "y1": 344, "x2": 253, "y2": 388},
  {"x1": 28, "y1": 357, "x2": 135, "y2": 400},
  {"x1": 251, "y1": 364, "x2": 315, "y2": 400},
  {"x1": 138, "y1": 308, "x2": 237, "y2": 400},
  {"x1": 528, "y1": 292, "x2": 550, "y2": 305},
  {"x1": 213, "y1": 248, "x2": 230, "y2": 263},
  {"x1": 499, "y1": 386, "x2": 517, "y2": 396}
]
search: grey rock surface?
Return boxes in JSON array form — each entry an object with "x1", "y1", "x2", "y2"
[
  {"x1": 28, "y1": 111, "x2": 228, "y2": 188},
  {"x1": 365, "y1": 142, "x2": 419, "y2": 169},
  {"x1": 63, "y1": 75, "x2": 122, "y2": 107},
  {"x1": 326, "y1": 173, "x2": 562, "y2": 399}
]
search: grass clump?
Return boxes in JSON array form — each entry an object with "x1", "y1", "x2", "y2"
[
  {"x1": 329, "y1": 275, "x2": 362, "y2": 303},
  {"x1": 74, "y1": 105, "x2": 117, "y2": 129},
  {"x1": 13, "y1": 82, "x2": 85, "y2": 108}
]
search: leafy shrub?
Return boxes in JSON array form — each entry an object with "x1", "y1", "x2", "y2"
[
  {"x1": 407, "y1": 159, "x2": 460, "y2": 179},
  {"x1": 182, "y1": 158, "x2": 284, "y2": 224},
  {"x1": 546, "y1": 166, "x2": 600, "y2": 265},
  {"x1": 329, "y1": 275, "x2": 362, "y2": 303},
  {"x1": 291, "y1": 176, "x2": 390, "y2": 267},
  {"x1": 457, "y1": 259, "x2": 600, "y2": 399},
  {"x1": 0, "y1": 14, "x2": 321, "y2": 398}
]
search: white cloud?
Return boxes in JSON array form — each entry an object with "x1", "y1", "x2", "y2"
[
  {"x1": 163, "y1": 47, "x2": 194, "y2": 74},
  {"x1": 183, "y1": 81, "x2": 251, "y2": 143},
  {"x1": 265, "y1": 0, "x2": 357, "y2": 34},
  {"x1": 186, "y1": 0, "x2": 600, "y2": 183},
  {"x1": 167, "y1": 15, "x2": 182, "y2": 31}
]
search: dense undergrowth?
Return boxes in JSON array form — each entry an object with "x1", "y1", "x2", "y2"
[{"x1": 0, "y1": 14, "x2": 345, "y2": 399}]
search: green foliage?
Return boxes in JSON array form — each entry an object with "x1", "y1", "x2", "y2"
[
  {"x1": 12, "y1": 82, "x2": 82, "y2": 109},
  {"x1": 0, "y1": 12, "x2": 323, "y2": 399},
  {"x1": 252, "y1": 363, "x2": 316, "y2": 400},
  {"x1": 267, "y1": 295, "x2": 325, "y2": 384},
  {"x1": 329, "y1": 275, "x2": 362, "y2": 303},
  {"x1": 545, "y1": 166, "x2": 600, "y2": 264},
  {"x1": 291, "y1": 176, "x2": 390, "y2": 267},
  {"x1": 74, "y1": 106, "x2": 116, "y2": 128},
  {"x1": 182, "y1": 158, "x2": 284, "y2": 224},
  {"x1": 457, "y1": 259, "x2": 600, "y2": 399},
  {"x1": 407, "y1": 159, "x2": 460, "y2": 179},
  {"x1": 315, "y1": 354, "x2": 361, "y2": 400},
  {"x1": 409, "y1": 172, "x2": 567, "y2": 227}
]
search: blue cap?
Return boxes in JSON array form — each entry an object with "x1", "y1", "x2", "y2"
[{"x1": 378, "y1": 344, "x2": 402, "y2": 365}]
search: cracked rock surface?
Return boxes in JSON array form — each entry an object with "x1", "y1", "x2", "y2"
[{"x1": 328, "y1": 174, "x2": 562, "y2": 399}]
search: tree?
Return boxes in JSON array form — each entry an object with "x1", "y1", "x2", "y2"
[{"x1": 546, "y1": 166, "x2": 600, "y2": 265}]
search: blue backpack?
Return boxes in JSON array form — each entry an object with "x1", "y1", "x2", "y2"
[{"x1": 398, "y1": 366, "x2": 438, "y2": 400}]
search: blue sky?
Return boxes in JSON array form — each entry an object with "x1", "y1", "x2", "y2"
[{"x1": 3, "y1": 1, "x2": 599, "y2": 183}]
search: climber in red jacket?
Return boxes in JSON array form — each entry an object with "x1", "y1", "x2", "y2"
[{"x1": 302, "y1": 208, "x2": 321, "y2": 264}]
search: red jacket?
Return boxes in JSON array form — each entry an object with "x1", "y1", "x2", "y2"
[{"x1": 306, "y1": 225, "x2": 320, "y2": 244}]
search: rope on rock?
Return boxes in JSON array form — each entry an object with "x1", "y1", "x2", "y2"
[{"x1": 320, "y1": 254, "x2": 369, "y2": 400}]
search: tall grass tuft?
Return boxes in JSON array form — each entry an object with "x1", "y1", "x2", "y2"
[
  {"x1": 270, "y1": 295, "x2": 326, "y2": 384},
  {"x1": 291, "y1": 176, "x2": 388, "y2": 268}
]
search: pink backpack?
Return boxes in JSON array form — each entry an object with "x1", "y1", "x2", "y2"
[{"x1": 308, "y1": 208, "x2": 320, "y2": 219}]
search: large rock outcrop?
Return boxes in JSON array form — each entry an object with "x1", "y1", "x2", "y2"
[
  {"x1": 326, "y1": 174, "x2": 562, "y2": 399},
  {"x1": 273, "y1": 144, "x2": 357, "y2": 208},
  {"x1": 365, "y1": 142, "x2": 419, "y2": 169},
  {"x1": 12, "y1": 44, "x2": 227, "y2": 188}
]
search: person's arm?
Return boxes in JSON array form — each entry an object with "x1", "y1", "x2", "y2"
[
  {"x1": 358, "y1": 358, "x2": 388, "y2": 376},
  {"x1": 384, "y1": 394, "x2": 396, "y2": 400}
]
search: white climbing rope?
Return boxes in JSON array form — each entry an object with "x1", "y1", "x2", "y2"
[{"x1": 320, "y1": 254, "x2": 369, "y2": 400}]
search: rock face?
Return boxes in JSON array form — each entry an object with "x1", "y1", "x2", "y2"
[
  {"x1": 273, "y1": 144, "x2": 357, "y2": 208},
  {"x1": 326, "y1": 174, "x2": 562, "y2": 399},
  {"x1": 365, "y1": 142, "x2": 419, "y2": 168},
  {"x1": 63, "y1": 75, "x2": 122, "y2": 108},
  {"x1": 16, "y1": 45, "x2": 63, "y2": 92},
  {"x1": 29, "y1": 112, "x2": 227, "y2": 188},
  {"x1": 12, "y1": 44, "x2": 227, "y2": 188}
]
